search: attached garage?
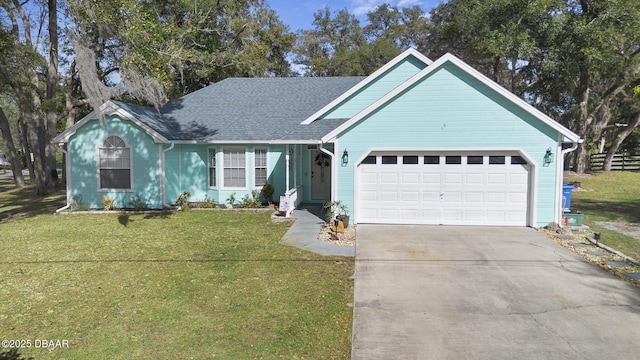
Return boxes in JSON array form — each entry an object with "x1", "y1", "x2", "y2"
[
  {"x1": 356, "y1": 152, "x2": 533, "y2": 226},
  {"x1": 308, "y1": 50, "x2": 581, "y2": 228}
]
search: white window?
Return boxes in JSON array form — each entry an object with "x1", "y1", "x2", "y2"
[
  {"x1": 254, "y1": 148, "x2": 268, "y2": 187},
  {"x1": 98, "y1": 135, "x2": 131, "y2": 190},
  {"x1": 208, "y1": 148, "x2": 217, "y2": 188},
  {"x1": 223, "y1": 148, "x2": 246, "y2": 188}
]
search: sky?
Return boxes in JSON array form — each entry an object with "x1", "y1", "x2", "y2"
[{"x1": 266, "y1": 0, "x2": 441, "y2": 32}]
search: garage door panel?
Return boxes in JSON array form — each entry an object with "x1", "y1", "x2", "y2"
[
  {"x1": 443, "y1": 192, "x2": 462, "y2": 203},
  {"x1": 466, "y1": 173, "x2": 485, "y2": 184},
  {"x1": 423, "y1": 192, "x2": 440, "y2": 202},
  {"x1": 357, "y1": 152, "x2": 530, "y2": 226},
  {"x1": 487, "y1": 192, "x2": 506, "y2": 203},
  {"x1": 488, "y1": 173, "x2": 507, "y2": 184},
  {"x1": 509, "y1": 211, "x2": 527, "y2": 222},
  {"x1": 444, "y1": 173, "x2": 463, "y2": 184},
  {"x1": 380, "y1": 191, "x2": 398, "y2": 202},
  {"x1": 401, "y1": 191, "x2": 420, "y2": 202},
  {"x1": 358, "y1": 208, "x2": 378, "y2": 221},
  {"x1": 465, "y1": 192, "x2": 484, "y2": 203},
  {"x1": 360, "y1": 190, "x2": 378, "y2": 201},
  {"x1": 465, "y1": 210, "x2": 484, "y2": 222},
  {"x1": 360, "y1": 172, "x2": 378, "y2": 183},
  {"x1": 487, "y1": 211, "x2": 507, "y2": 222},
  {"x1": 422, "y1": 209, "x2": 441, "y2": 222},
  {"x1": 402, "y1": 173, "x2": 420, "y2": 184},
  {"x1": 509, "y1": 192, "x2": 528, "y2": 203},
  {"x1": 401, "y1": 209, "x2": 420, "y2": 220},
  {"x1": 380, "y1": 209, "x2": 399, "y2": 220},
  {"x1": 510, "y1": 173, "x2": 528, "y2": 185},
  {"x1": 443, "y1": 210, "x2": 463, "y2": 222},
  {"x1": 423, "y1": 173, "x2": 441, "y2": 184},
  {"x1": 381, "y1": 173, "x2": 399, "y2": 184}
]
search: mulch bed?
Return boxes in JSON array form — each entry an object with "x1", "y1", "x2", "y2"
[{"x1": 317, "y1": 223, "x2": 356, "y2": 246}]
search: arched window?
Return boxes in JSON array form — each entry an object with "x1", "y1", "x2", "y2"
[{"x1": 99, "y1": 135, "x2": 131, "y2": 190}]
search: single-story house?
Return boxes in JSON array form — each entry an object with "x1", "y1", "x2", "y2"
[{"x1": 53, "y1": 49, "x2": 580, "y2": 227}]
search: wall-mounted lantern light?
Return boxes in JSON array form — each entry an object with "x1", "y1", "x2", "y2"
[
  {"x1": 544, "y1": 148, "x2": 554, "y2": 164},
  {"x1": 342, "y1": 149, "x2": 349, "y2": 165}
]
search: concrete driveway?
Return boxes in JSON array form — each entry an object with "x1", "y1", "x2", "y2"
[{"x1": 352, "y1": 225, "x2": 640, "y2": 360}]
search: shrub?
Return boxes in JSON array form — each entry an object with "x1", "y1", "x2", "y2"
[
  {"x1": 261, "y1": 183, "x2": 275, "y2": 204},
  {"x1": 240, "y1": 190, "x2": 262, "y2": 208},
  {"x1": 323, "y1": 200, "x2": 348, "y2": 223},
  {"x1": 71, "y1": 194, "x2": 88, "y2": 211},
  {"x1": 226, "y1": 192, "x2": 237, "y2": 206},
  {"x1": 102, "y1": 195, "x2": 116, "y2": 210},
  {"x1": 175, "y1": 191, "x2": 191, "y2": 209},
  {"x1": 203, "y1": 194, "x2": 215, "y2": 207}
]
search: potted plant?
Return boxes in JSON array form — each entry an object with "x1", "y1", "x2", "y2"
[
  {"x1": 323, "y1": 200, "x2": 350, "y2": 228},
  {"x1": 336, "y1": 202, "x2": 350, "y2": 228}
]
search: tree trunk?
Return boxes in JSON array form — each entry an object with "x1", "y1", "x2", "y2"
[
  {"x1": 573, "y1": 66, "x2": 590, "y2": 173},
  {"x1": 45, "y1": 0, "x2": 59, "y2": 193},
  {"x1": 18, "y1": 118, "x2": 34, "y2": 182},
  {"x1": 603, "y1": 113, "x2": 640, "y2": 171},
  {"x1": 25, "y1": 67, "x2": 49, "y2": 195},
  {"x1": 0, "y1": 107, "x2": 25, "y2": 186}
]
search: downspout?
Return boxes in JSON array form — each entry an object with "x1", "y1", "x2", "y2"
[
  {"x1": 319, "y1": 143, "x2": 335, "y2": 202},
  {"x1": 161, "y1": 143, "x2": 175, "y2": 208},
  {"x1": 285, "y1": 144, "x2": 290, "y2": 195},
  {"x1": 55, "y1": 143, "x2": 71, "y2": 213},
  {"x1": 557, "y1": 139, "x2": 581, "y2": 225}
]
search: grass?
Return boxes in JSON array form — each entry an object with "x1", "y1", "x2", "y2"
[
  {"x1": 566, "y1": 171, "x2": 640, "y2": 260},
  {"x1": 0, "y1": 182, "x2": 354, "y2": 359}
]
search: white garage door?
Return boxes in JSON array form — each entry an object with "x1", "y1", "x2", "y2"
[{"x1": 356, "y1": 153, "x2": 530, "y2": 226}]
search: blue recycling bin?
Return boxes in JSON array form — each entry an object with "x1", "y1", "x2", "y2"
[{"x1": 562, "y1": 183, "x2": 576, "y2": 211}]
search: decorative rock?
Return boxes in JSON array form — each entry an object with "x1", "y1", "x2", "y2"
[
  {"x1": 585, "y1": 251, "x2": 608, "y2": 257},
  {"x1": 545, "y1": 222, "x2": 560, "y2": 232},
  {"x1": 331, "y1": 220, "x2": 345, "y2": 233},
  {"x1": 606, "y1": 260, "x2": 629, "y2": 267},
  {"x1": 624, "y1": 272, "x2": 640, "y2": 280},
  {"x1": 570, "y1": 243, "x2": 591, "y2": 248}
]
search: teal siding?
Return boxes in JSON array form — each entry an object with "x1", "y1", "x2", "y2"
[
  {"x1": 163, "y1": 144, "x2": 290, "y2": 205},
  {"x1": 323, "y1": 55, "x2": 427, "y2": 119},
  {"x1": 68, "y1": 120, "x2": 296, "y2": 209},
  {"x1": 336, "y1": 63, "x2": 560, "y2": 227},
  {"x1": 167, "y1": 144, "x2": 210, "y2": 203},
  {"x1": 68, "y1": 116, "x2": 162, "y2": 209},
  {"x1": 301, "y1": 146, "x2": 312, "y2": 203}
]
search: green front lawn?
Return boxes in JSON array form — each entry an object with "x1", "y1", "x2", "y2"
[
  {"x1": 566, "y1": 171, "x2": 640, "y2": 260},
  {"x1": 0, "y1": 185, "x2": 354, "y2": 359}
]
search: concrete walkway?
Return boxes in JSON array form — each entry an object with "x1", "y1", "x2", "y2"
[{"x1": 280, "y1": 205, "x2": 355, "y2": 257}]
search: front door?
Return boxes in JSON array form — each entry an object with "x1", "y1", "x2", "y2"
[{"x1": 310, "y1": 150, "x2": 331, "y2": 200}]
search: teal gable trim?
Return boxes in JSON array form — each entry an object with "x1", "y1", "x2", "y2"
[
  {"x1": 68, "y1": 116, "x2": 162, "y2": 209},
  {"x1": 335, "y1": 63, "x2": 563, "y2": 227},
  {"x1": 322, "y1": 56, "x2": 427, "y2": 119}
]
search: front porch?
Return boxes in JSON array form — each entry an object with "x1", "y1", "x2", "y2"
[{"x1": 279, "y1": 143, "x2": 334, "y2": 218}]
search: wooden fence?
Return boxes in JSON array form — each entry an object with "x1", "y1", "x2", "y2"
[{"x1": 590, "y1": 153, "x2": 640, "y2": 171}]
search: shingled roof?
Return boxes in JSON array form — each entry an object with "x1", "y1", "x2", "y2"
[{"x1": 112, "y1": 76, "x2": 365, "y2": 142}]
